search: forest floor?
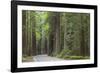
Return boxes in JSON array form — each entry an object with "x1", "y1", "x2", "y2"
[
  {"x1": 22, "y1": 56, "x2": 33, "y2": 62},
  {"x1": 33, "y1": 54, "x2": 64, "y2": 62}
]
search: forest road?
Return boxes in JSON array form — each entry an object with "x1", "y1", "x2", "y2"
[{"x1": 33, "y1": 54, "x2": 64, "y2": 62}]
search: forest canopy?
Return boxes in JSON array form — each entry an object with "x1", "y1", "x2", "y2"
[{"x1": 22, "y1": 10, "x2": 90, "y2": 62}]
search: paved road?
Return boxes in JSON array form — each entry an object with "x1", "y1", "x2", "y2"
[{"x1": 33, "y1": 54, "x2": 63, "y2": 62}]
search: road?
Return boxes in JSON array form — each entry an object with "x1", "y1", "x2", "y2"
[{"x1": 33, "y1": 54, "x2": 63, "y2": 62}]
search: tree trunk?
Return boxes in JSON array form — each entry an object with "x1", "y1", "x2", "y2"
[
  {"x1": 80, "y1": 14, "x2": 85, "y2": 56},
  {"x1": 31, "y1": 11, "x2": 36, "y2": 56}
]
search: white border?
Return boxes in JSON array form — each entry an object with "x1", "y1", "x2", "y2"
[{"x1": 18, "y1": 5, "x2": 94, "y2": 68}]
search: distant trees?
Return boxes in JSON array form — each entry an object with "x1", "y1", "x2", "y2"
[
  {"x1": 47, "y1": 12, "x2": 61, "y2": 56},
  {"x1": 22, "y1": 10, "x2": 90, "y2": 60}
]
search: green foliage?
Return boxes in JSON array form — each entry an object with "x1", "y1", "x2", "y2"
[
  {"x1": 63, "y1": 56, "x2": 89, "y2": 60},
  {"x1": 56, "y1": 49, "x2": 72, "y2": 58},
  {"x1": 35, "y1": 11, "x2": 50, "y2": 40},
  {"x1": 43, "y1": 23, "x2": 49, "y2": 31},
  {"x1": 35, "y1": 31, "x2": 41, "y2": 40},
  {"x1": 56, "y1": 48, "x2": 90, "y2": 60}
]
